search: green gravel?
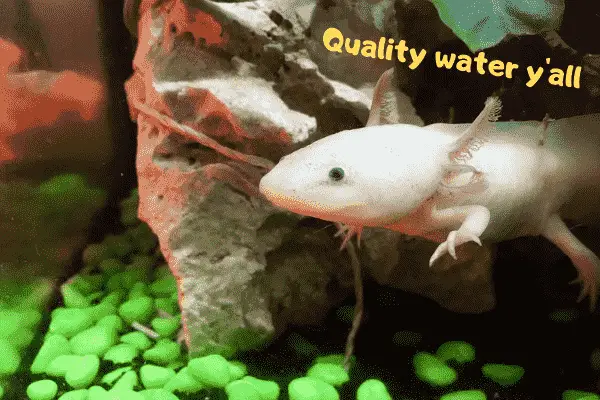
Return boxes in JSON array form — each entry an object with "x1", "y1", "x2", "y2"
[
  {"x1": 64, "y1": 355, "x2": 100, "y2": 389},
  {"x1": 120, "y1": 332, "x2": 153, "y2": 351},
  {"x1": 413, "y1": 352, "x2": 458, "y2": 387},
  {"x1": 119, "y1": 296, "x2": 155, "y2": 324},
  {"x1": 225, "y1": 379, "x2": 261, "y2": 400},
  {"x1": 436, "y1": 341, "x2": 476, "y2": 364},
  {"x1": 142, "y1": 339, "x2": 181, "y2": 365},
  {"x1": 481, "y1": 363, "x2": 525, "y2": 386},
  {"x1": 26, "y1": 380, "x2": 58, "y2": 400},
  {"x1": 306, "y1": 363, "x2": 349, "y2": 386},
  {"x1": 140, "y1": 364, "x2": 176, "y2": 389},
  {"x1": 31, "y1": 334, "x2": 71, "y2": 374},
  {"x1": 163, "y1": 367, "x2": 205, "y2": 393},
  {"x1": 288, "y1": 376, "x2": 339, "y2": 400},
  {"x1": 0, "y1": 339, "x2": 21, "y2": 375},
  {"x1": 356, "y1": 379, "x2": 392, "y2": 400},
  {"x1": 188, "y1": 354, "x2": 232, "y2": 387},
  {"x1": 69, "y1": 325, "x2": 118, "y2": 356},
  {"x1": 103, "y1": 343, "x2": 138, "y2": 364},
  {"x1": 441, "y1": 390, "x2": 487, "y2": 400}
]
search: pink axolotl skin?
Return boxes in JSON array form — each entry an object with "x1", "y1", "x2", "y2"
[{"x1": 259, "y1": 68, "x2": 600, "y2": 310}]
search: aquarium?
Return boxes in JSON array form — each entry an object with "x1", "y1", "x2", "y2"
[{"x1": 1, "y1": 0, "x2": 600, "y2": 399}]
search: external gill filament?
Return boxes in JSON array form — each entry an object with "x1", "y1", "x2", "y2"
[{"x1": 335, "y1": 223, "x2": 363, "y2": 250}]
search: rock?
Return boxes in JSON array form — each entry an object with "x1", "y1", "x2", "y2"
[
  {"x1": 359, "y1": 228, "x2": 496, "y2": 313},
  {"x1": 124, "y1": 0, "x2": 490, "y2": 359},
  {"x1": 306, "y1": 0, "x2": 396, "y2": 86}
]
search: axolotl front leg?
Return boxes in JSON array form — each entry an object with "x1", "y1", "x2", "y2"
[{"x1": 428, "y1": 204, "x2": 491, "y2": 266}]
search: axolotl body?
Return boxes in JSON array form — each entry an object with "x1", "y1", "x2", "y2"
[{"x1": 258, "y1": 68, "x2": 600, "y2": 309}]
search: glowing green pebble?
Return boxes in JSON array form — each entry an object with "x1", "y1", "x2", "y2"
[
  {"x1": 108, "y1": 389, "x2": 144, "y2": 400},
  {"x1": 242, "y1": 376, "x2": 280, "y2": 400},
  {"x1": 89, "y1": 303, "x2": 118, "y2": 323},
  {"x1": 101, "y1": 291, "x2": 125, "y2": 307},
  {"x1": 188, "y1": 354, "x2": 232, "y2": 387},
  {"x1": 57, "y1": 389, "x2": 88, "y2": 400},
  {"x1": 87, "y1": 386, "x2": 110, "y2": 400},
  {"x1": 31, "y1": 334, "x2": 70, "y2": 374},
  {"x1": 356, "y1": 379, "x2": 392, "y2": 400},
  {"x1": 106, "y1": 275, "x2": 123, "y2": 292},
  {"x1": 0, "y1": 310, "x2": 25, "y2": 337},
  {"x1": 128, "y1": 283, "x2": 149, "y2": 299},
  {"x1": 562, "y1": 390, "x2": 600, "y2": 400},
  {"x1": 9, "y1": 329, "x2": 35, "y2": 349},
  {"x1": 413, "y1": 352, "x2": 457, "y2": 387},
  {"x1": 151, "y1": 317, "x2": 180, "y2": 338},
  {"x1": 113, "y1": 370, "x2": 138, "y2": 391},
  {"x1": 87, "y1": 292, "x2": 104, "y2": 303},
  {"x1": 481, "y1": 363, "x2": 524, "y2": 386},
  {"x1": 70, "y1": 325, "x2": 118, "y2": 356},
  {"x1": 140, "y1": 365, "x2": 176, "y2": 389},
  {"x1": 61, "y1": 284, "x2": 91, "y2": 308},
  {"x1": 143, "y1": 340, "x2": 181, "y2": 365},
  {"x1": 440, "y1": 390, "x2": 487, "y2": 400},
  {"x1": 26, "y1": 380, "x2": 58, "y2": 400},
  {"x1": 314, "y1": 354, "x2": 345, "y2": 366},
  {"x1": 150, "y1": 276, "x2": 177, "y2": 297},
  {"x1": 65, "y1": 354, "x2": 100, "y2": 389},
  {"x1": 120, "y1": 332, "x2": 152, "y2": 351},
  {"x1": 97, "y1": 315, "x2": 124, "y2": 333},
  {"x1": 139, "y1": 388, "x2": 179, "y2": 400},
  {"x1": 45, "y1": 355, "x2": 83, "y2": 377},
  {"x1": 0, "y1": 338, "x2": 21, "y2": 374},
  {"x1": 20, "y1": 309, "x2": 43, "y2": 327},
  {"x1": 225, "y1": 380, "x2": 261, "y2": 400},
  {"x1": 101, "y1": 366, "x2": 132, "y2": 385},
  {"x1": 103, "y1": 344, "x2": 138, "y2": 364},
  {"x1": 228, "y1": 361, "x2": 247, "y2": 380},
  {"x1": 118, "y1": 296, "x2": 154, "y2": 324},
  {"x1": 288, "y1": 377, "x2": 339, "y2": 400},
  {"x1": 163, "y1": 367, "x2": 204, "y2": 393},
  {"x1": 120, "y1": 269, "x2": 147, "y2": 291},
  {"x1": 71, "y1": 275, "x2": 104, "y2": 295},
  {"x1": 49, "y1": 308, "x2": 94, "y2": 338},
  {"x1": 436, "y1": 341, "x2": 476, "y2": 364},
  {"x1": 154, "y1": 299, "x2": 177, "y2": 316},
  {"x1": 306, "y1": 363, "x2": 349, "y2": 386}
]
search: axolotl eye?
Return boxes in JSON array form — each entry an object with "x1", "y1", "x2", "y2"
[{"x1": 328, "y1": 167, "x2": 345, "y2": 181}]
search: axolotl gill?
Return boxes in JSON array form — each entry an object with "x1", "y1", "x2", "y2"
[{"x1": 258, "y1": 67, "x2": 600, "y2": 310}]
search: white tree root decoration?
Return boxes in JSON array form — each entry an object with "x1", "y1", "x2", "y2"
[
  {"x1": 132, "y1": 100, "x2": 275, "y2": 171},
  {"x1": 335, "y1": 222, "x2": 364, "y2": 372}
]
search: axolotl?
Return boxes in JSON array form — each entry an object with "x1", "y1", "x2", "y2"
[{"x1": 258, "y1": 68, "x2": 600, "y2": 310}]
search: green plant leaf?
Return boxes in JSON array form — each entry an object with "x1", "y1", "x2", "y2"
[{"x1": 430, "y1": 0, "x2": 565, "y2": 52}]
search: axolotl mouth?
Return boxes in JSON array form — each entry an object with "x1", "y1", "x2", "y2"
[{"x1": 258, "y1": 172, "x2": 368, "y2": 224}]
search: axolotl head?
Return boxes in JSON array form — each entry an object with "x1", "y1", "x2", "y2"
[{"x1": 259, "y1": 123, "x2": 454, "y2": 227}]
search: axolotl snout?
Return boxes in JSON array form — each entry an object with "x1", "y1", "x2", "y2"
[{"x1": 259, "y1": 68, "x2": 600, "y2": 310}]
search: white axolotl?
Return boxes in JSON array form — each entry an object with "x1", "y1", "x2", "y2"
[{"x1": 259, "y1": 68, "x2": 600, "y2": 310}]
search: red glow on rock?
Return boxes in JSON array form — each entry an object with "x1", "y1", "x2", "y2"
[
  {"x1": 0, "y1": 39, "x2": 105, "y2": 163},
  {"x1": 160, "y1": 0, "x2": 226, "y2": 50}
]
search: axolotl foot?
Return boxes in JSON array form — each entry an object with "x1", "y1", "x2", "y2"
[
  {"x1": 542, "y1": 214, "x2": 600, "y2": 311},
  {"x1": 429, "y1": 228, "x2": 482, "y2": 266}
]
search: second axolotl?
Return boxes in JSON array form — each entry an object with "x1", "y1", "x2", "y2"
[{"x1": 259, "y1": 68, "x2": 600, "y2": 310}]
